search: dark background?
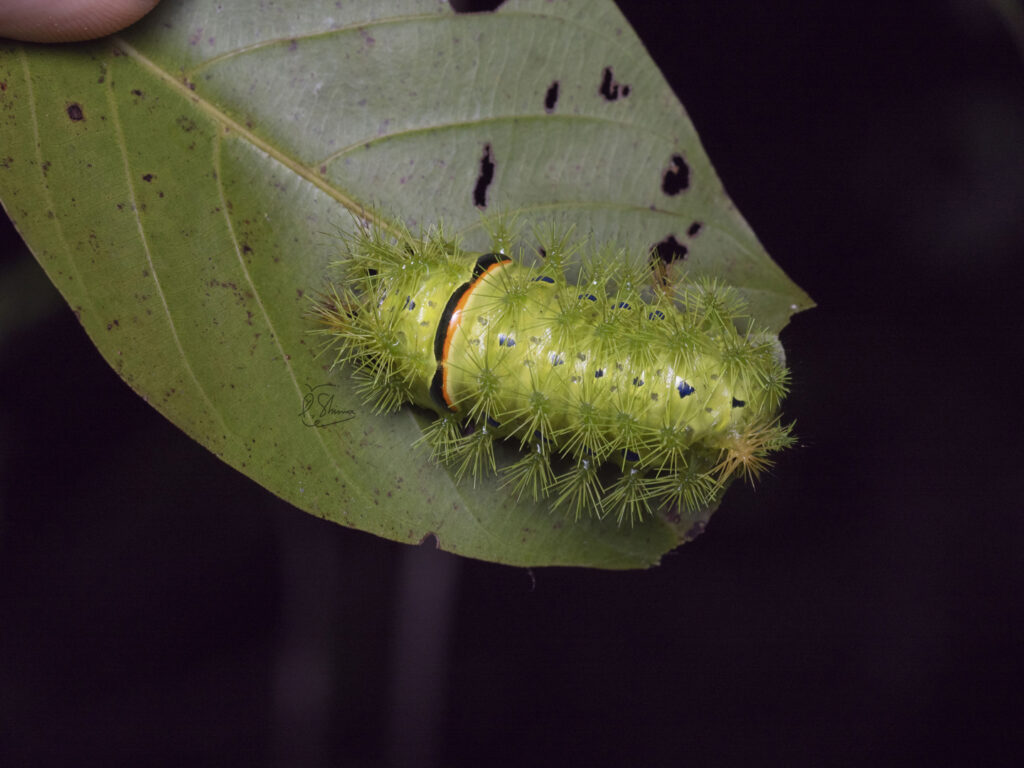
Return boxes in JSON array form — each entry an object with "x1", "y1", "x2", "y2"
[{"x1": 2, "y1": 1, "x2": 1022, "y2": 765}]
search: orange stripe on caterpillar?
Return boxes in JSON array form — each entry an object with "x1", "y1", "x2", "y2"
[{"x1": 440, "y1": 256, "x2": 511, "y2": 410}]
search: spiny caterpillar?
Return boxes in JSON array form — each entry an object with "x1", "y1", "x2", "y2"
[{"x1": 313, "y1": 217, "x2": 794, "y2": 523}]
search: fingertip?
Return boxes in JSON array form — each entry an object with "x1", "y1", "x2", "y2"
[{"x1": 0, "y1": 0, "x2": 161, "y2": 44}]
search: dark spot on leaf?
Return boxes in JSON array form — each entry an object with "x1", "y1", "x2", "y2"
[
  {"x1": 662, "y1": 154, "x2": 690, "y2": 195},
  {"x1": 242, "y1": 243, "x2": 253, "y2": 255},
  {"x1": 131, "y1": 89, "x2": 143, "y2": 98},
  {"x1": 687, "y1": 221, "x2": 703, "y2": 237},
  {"x1": 66, "y1": 103, "x2": 84, "y2": 121},
  {"x1": 473, "y1": 143, "x2": 495, "y2": 209},
  {"x1": 598, "y1": 66, "x2": 631, "y2": 101},
  {"x1": 142, "y1": 173, "x2": 153, "y2": 182},
  {"x1": 544, "y1": 81, "x2": 559, "y2": 113}
]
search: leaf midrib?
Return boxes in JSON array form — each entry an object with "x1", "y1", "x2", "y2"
[{"x1": 111, "y1": 36, "x2": 381, "y2": 227}]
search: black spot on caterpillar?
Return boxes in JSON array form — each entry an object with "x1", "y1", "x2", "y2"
[{"x1": 313, "y1": 218, "x2": 794, "y2": 523}]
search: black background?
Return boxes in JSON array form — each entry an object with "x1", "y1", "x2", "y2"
[{"x1": 2, "y1": 1, "x2": 1022, "y2": 765}]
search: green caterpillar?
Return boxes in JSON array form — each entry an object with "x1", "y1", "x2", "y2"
[{"x1": 314, "y1": 218, "x2": 794, "y2": 522}]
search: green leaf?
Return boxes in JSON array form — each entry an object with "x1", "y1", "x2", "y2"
[{"x1": 0, "y1": 0, "x2": 813, "y2": 568}]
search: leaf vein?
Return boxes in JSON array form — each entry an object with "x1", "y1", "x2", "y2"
[
  {"x1": 104, "y1": 60, "x2": 232, "y2": 440},
  {"x1": 317, "y1": 112, "x2": 675, "y2": 169},
  {"x1": 210, "y1": 133, "x2": 364, "y2": 504},
  {"x1": 183, "y1": 12, "x2": 455, "y2": 76},
  {"x1": 17, "y1": 50, "x2": 98, "y2": 322},
  {"x1": 110, "y1": 36, "x2": 391, "y2": 232}
]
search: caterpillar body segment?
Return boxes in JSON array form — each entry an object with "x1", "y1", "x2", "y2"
[{"x1": 315, "y1": 221, "x2": 793, "y2": 523}]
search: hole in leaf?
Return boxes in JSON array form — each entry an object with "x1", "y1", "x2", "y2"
[
  {"x1": 544, "y1": 81, "x2": 560, "y2": 113},
  {"x1": 662, "y1": 154, "x2": 690, "y2": 195},
  {"x1": 473, "y1": 143, "x2": 495, "y2": 209},
  {"x1": 598, "y1": 66, "x2": 631, "y2": 101}
]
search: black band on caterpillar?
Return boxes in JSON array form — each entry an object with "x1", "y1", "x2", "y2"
[
  {"x1": 429, "y1": 367, "x2": 448, "y2": 414},
  {"x1": 432, "y1": 254, "x2": 513, "y2": 410},
  {"x1": 472, "y1": 252, "x2": 511, "y2": 278},
  {"x1": 435, "y1": 283, "x2": 470, "y2": 365}
]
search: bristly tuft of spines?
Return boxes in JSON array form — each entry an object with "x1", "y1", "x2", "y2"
[
  {"x1": 313, "y1": 215, "x2": 796, "y2": 525},
  {"x1": 551, "y1": 457, "x2": 604, "y2": 521},
  {"x1": 500, "y1": 440, "x2": 555, "y2": 502},
  {"x1": 605, "y1": 467, "x2": 655, "y2": 524},
  {"x1": 713, "y1": 417, "x2": 796, "y2": 485}
]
